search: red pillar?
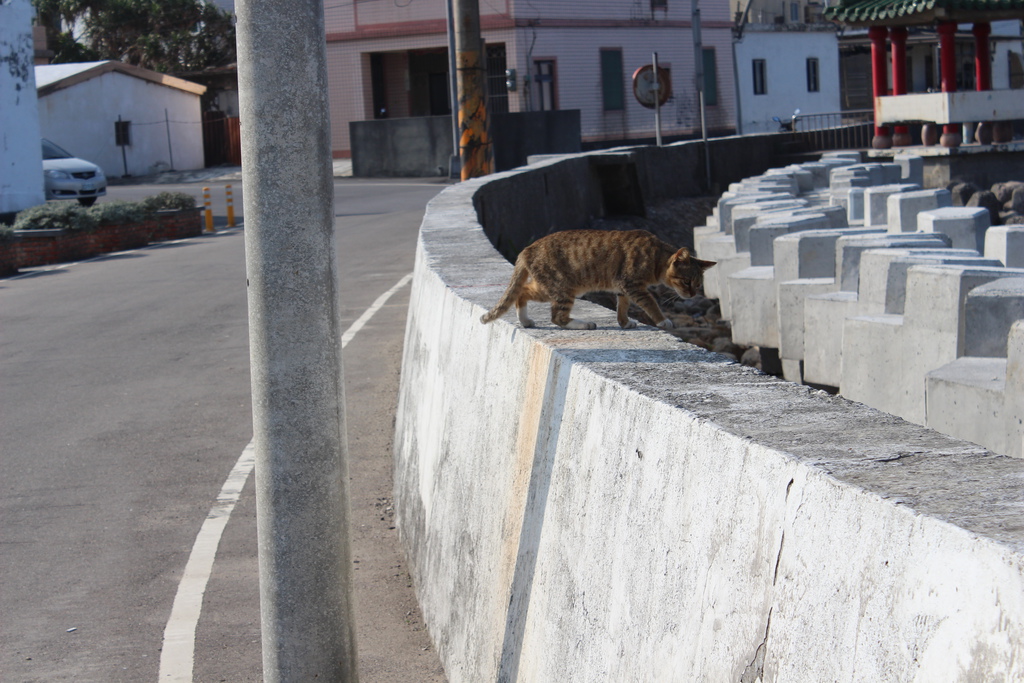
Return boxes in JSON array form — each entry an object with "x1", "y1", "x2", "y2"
[
  {"x1": 869, "y1": 25, "x2": 892, "y2": 149},
  {"x1": 938, "y1": 20, "x2": 961, "y2": 147},
  {"x1": 890, "y1": 27, "x2": 911, "y2": 146}
]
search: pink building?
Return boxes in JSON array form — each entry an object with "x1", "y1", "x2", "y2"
[{"x1": 323, "y1": 0, "x2": 736, "y2": 157}]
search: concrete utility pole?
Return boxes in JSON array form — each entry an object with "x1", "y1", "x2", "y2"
[
  {"x1": 454, "y1": 0, "x2": 493, "y2": 180},
  {"x1": 235, "y1": 0, "x2": 359, "y2": 677}
]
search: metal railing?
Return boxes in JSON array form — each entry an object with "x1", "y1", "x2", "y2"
[{"x1": 783, "y1": 109, "x2": 874, "y2": 152}]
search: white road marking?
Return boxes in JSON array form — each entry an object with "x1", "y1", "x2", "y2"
[
  {"x1": 341, "y1": 271, "x2": 414, "y2": 347},
  {"x1": 158, "y1": 271, "x2": 414, "y2": 682}
]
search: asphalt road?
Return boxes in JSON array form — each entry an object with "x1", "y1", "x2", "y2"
[{"x1": 0, "y1": 177, "x2": 449, "y2": 681}]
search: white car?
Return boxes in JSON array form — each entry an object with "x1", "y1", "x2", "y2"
[{"x1": 42, "y1": 139, "x2": 107, "y2": 207}]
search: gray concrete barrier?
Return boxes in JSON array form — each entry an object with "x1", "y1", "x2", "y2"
[{"x1": 393, "y1": 149, "x2": 1024, "y2": 681}]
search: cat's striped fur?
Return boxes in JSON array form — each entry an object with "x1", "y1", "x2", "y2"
[{"x1": 481, "y1": 229, "x2": 715, "y2": 330}]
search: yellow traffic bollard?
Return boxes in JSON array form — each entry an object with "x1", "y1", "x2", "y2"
[
  {"x1": 226, "y1": 185, "x2": 236, "y2": 228},
  {"x1": 203, "y1": 186, "x2": 215, "y2": 233}
]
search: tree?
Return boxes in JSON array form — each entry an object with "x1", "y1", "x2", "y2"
[{"x1": 34, "y1": 0, "x2": 236, "y2": 73}]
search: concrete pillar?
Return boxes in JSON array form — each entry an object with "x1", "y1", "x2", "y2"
[
  {"x1": 869, "y1": 26, "x2": 893, "y2": 149},
  {"x1": 938, "y1": 21, "x2": 962, "y2": 148},
  {"x1": 890, "y1": 27, "x2": 912, "y2": 147},
  {"x1": 235, "y1": 0, "x2": 359, "y2": 677}
]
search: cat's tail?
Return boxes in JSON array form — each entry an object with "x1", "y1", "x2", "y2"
[{"x1": 481, "y1": 260, "x2": 529, "y2": 324}]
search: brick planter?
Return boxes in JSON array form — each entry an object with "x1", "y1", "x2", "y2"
[{"x1": 2, "y1": 208, "x2": 202, "y2": 275}]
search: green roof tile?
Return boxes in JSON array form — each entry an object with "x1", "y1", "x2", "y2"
[{"x1": 825, "y1": 0, "x2": 1024, "y2": 25}]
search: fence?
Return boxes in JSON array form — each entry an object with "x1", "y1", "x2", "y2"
[{"x1": 780, "y1": 108, "x2": 874, "y2": 154}]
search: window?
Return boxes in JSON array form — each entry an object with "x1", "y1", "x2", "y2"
[
  {"x1": 752, "y1": 59, "x2": 766, "y2": 95},
  {"x1": 651, "y1": 0, "x2": 667, "y2": 8},
  {"x1": 702, "y1": 48, "x2": 718, "y2": 106},
  {"x1": 790, "y1": 1, "x2": 799, "y2": 21},
  {"x1": 534, "y1": 59, "x2": 557, "y2": 110},
  {"x1": 600, "y1": 49, "x2": 624, "y2": 111},
  {"x1": 806, "y1": 57, "x2": 820, "y2": 92}
]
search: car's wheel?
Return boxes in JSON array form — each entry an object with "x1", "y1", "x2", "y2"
[{"x1": 78, "y1": 197, "x2": 97, "y2": 207}]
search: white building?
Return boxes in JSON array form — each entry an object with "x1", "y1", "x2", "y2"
[
  {"x1": 733, "y1": 25, "x2": 842, "y2": 134},
  {"x1": 1, "y1": 0, "x2": 45, "y2": 215},
  {"x1": 35, "y1": 61, "x2": 206, "y2": 178}
]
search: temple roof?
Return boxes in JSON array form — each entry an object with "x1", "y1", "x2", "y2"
[{"x1": 824, "y1": 0, "x2": 1024, "y2": 26}]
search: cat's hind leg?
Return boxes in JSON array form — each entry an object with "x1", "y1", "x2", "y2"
[
  {"x1": 616, "y1": 294, "x2": 638, "y2": 329},
  {"x1": 551, "y1": 298, "x2": 596, "y2": 330},
  {"x1": 516, "y1": 300, "x2": 535, "y2": 328}
]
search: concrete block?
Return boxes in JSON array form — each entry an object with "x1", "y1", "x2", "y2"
[
  {"x1": 918, "y1": 207, "x2": 990, "y2": 252},
  {"x1": 964, "y1": 277, "x2": 1024, "y2": 357},
  {"x1": 778, "y1": 277, "x2": 836, "y2": 363},
  {"x1": 695, "y1": 235, "x2": 737, "y2": 301},
  {"x1": 728, "y1": 266, "x2": 779, "y2": 347},
  {"x1": 749, "y1": 213, "x2": 830, "y2": 266},
  {"x1": 718, "y1": 251, "x2": 752, "y2": 321},
  {"x1": 820, "y1": 150, "x2": 861, "y2": 163},
  {"x1": 1007, "y1": 321, "x2": 1024, "y2": 458},
  {"x1": 845, "y1": 187, "x2": 864, "y2": 221},
  {"x1": 926, "y1": 358, "x2": 1008, "y2": 455},
  {"x1": 840, "y1": 313, "x2": 906, "y2": 414},
  {"x1": 717, "y1": 192, "x2": 794, "y2": 234},
  {"x1": 894, "y1": 154, "x2": 924, "y2": 186},
  {"x1": 864, "y1": 183, "x2": 921, "y2": 227},
  {"x1": 836, "y1": 233, "x2": 950, "y2": 293},
  {"x1": 895, "y1": 265, "x2": 1024, "y2": 423},
  {"x1": 857, "y1": 249, "x2": 999, "y2": 316},
  {"x1": 803, "y1": 290, "x2": 859, "y2": 388},
  {"x1": 886, "y1": 189, "x2": 952, "y2": 233},
  {"x1": 775, "y1": 228, "x2": 883, "y2": 284},
  {"x1": 732, "y1": 200, "x2": 809, "y2": 251},
  {"x1": 799, "y1": 162, "x2": 831, "y2": 189},
  {"x1": 793, "y1": 204, "x2": 848, "y2": 229},
  {"x1": 985, "y1": 226, "x2": 1024, "y2": 268}
]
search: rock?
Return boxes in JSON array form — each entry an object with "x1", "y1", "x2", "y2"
[
  {"x1": 1005, "y1": 214, "x2": 1024, "y2": 225},
  {"x1": 992, "y1": 181, "x2": 1024, "y2": 205},
  {"x1": 948, "y1": 181, "x2": 980, "y2": 207},
  {"x1": 712, "y1": 336, "x2": 744, "y2": 357},
  {"x1": 740, "y1": 347, "x2": 761, "y2": 368},
  {"x1": 967, "y1": 190, "x2": 1003, "y2": 226},
  {"x1": 1005, "y1": 186, "x2": 1024, "y2": 215}
]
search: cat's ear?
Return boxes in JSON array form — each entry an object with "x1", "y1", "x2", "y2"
[
  {"x1": 694, "y1": 258, "x2": 716, "y2": 271},
  {"x1": 671, "y1": 248, "x2": 693, "y2": 263}
]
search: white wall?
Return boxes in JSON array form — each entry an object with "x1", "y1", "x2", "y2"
[
  {"x1": 0, "y1": 0, "x2": 45, "y2": 214},
  {"x1": 394, "y1": 155, "x2": 1024, "y2": 682},
  {"x1": 734, "y1": 28, "x2": 841, "y2": 134},
  {"x1": 37, "y1": 71, "x2": 205, "y2": 178}
]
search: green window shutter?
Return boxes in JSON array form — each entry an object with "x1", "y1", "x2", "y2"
[
  {"x1": 601, "y1": 49, "x2": 625, "y2": 111},
  {"x1": 703, "y1": 48, "x2": 718, "y2": 106}
]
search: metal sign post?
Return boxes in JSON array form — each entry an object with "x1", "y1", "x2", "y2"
[{"x1": 653, "y1": 52, "x2": 663, "y2": 146}]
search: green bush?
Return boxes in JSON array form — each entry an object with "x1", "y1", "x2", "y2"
[
  {"x1": 0, "y1": 224, "x2": 14, "y2": 243},
  {"x1": 14, "y1": 203, "x2": 99, "y2": 232},
  {"x1": 89, "y1": 200, "x2": 146, "y2": 225},
  {"x1": 140, "y1": 191, "x2": 196, "y2": 212}
]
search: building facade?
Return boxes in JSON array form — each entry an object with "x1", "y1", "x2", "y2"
[{"x1": 323, "y1": 0, "x2": 737, "y2": 157}]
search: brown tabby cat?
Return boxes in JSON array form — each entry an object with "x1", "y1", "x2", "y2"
[{"x1": 480, "y1": 229, "x2": 716, "y2": 330}]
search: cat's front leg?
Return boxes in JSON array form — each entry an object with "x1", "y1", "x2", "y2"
[
  {"x1": 616, "y1": 294, "x2": 637, "y2": 329},
  {"x1": 625, "y1": 284, "x2": 670, "y2": 330}
]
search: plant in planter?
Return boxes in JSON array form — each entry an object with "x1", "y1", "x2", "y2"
[
  {"x1": 88, "y1": 200, "x2": 146, "y2": 225},
  {"x1": 140, "y1": 192, "x2": 197, "y2": 212},
  {"x1": 13, "y1": 202, "x2": 99, "y2": 232}
]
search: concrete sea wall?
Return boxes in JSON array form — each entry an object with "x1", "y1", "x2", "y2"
[{"x1": 393, "y1": 147, "x2": 1024, "y2": 682}]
